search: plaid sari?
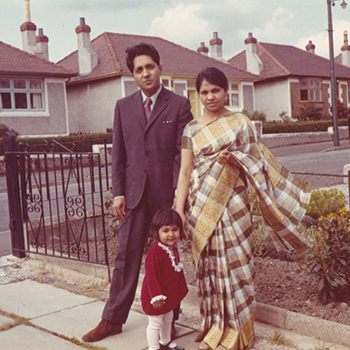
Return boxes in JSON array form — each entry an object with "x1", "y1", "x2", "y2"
[{"x1": 182, "y1": 113, "x2": 312, "y2": 349}]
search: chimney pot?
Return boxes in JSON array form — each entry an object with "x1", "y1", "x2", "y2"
[
  {"x1": 197, "y1": 42, "x2": 209, "y2": 55},
  {"x1": 36, "y1": 28, "x2": 49, "y2": 43},
  {"x1": 244, "y1": 32, "x2": 257, "y2": 45},
  {"x1": 75, "y1": 17, "x2": 91, "y2": 34},
  {"x1": 209, "y1": 31, "x2": 223, "y2": 46},
  {"x1": 305, "y1": 40, "x2": 316, "y2": 54},
  {"x1": 341, "y1": 30, "x2": 350, "y2": 51}
]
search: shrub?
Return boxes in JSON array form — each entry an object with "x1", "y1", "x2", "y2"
[
  {"x1": 242, "y1": 108, "x2": 266, "y2": 122},
  {"x1": 279, "y1": 111, "x2": 295, "y2": 123},
  {"x1": 262, "y1": 118, "x2": 348, "y2": 134},
  {"x1": 306, "y1": 188, "x2": 346, "y2": 220},
  {"x1": 335, "y1": 100, "x2": 350, "y2": 120},
  {"x1": 0, "y1": 124, "x2": 19, "y2": 137},
  {"x1": 301, "y1": 210, "x2": 350, "y2": 303},
  {"x1": 297, "y1": 104, "x2": 325, "y2": 121}
]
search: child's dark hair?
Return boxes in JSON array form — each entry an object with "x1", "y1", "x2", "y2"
[{"x1": 150, "y1": 208, "x2": 185, "y2": 239}]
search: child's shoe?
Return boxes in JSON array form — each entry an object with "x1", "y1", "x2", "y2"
[{"x1": 159, "y1": 341, "x2": 184, "y2": 350}]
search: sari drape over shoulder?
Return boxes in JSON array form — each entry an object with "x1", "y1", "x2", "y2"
[{"x1": 182, "y1": 113, "x2": 312, "y2": 350}]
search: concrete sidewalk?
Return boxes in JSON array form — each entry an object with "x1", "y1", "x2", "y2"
[{"x1": 1, "y1": 256, "x2": 350, "y2": 350}]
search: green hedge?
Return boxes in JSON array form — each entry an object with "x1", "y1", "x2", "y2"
[
  {"x1": 263, "y1": 118, "x2": 349, "y2": 134},
  {"x1": 0, "y1": 132, "x2": 113, "y2": 156}
]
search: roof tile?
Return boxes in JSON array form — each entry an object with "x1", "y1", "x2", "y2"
[{"x1": 0, "y1": 41, "x2": 76, "y2": 77}]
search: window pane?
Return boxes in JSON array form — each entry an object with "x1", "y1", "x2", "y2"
[
  {"x1": 231, "y1": 83, "x2": 238, "y2": 91},
  {"x1": 162, "y1": 79, "x2": 169, "y2": 87},
  {"x1": 310, "y1": 89, "x2": 315, "y2": 101},
  {"x1": 309, "y1": 80, "x2": 314, "y2": 88},
  {"x1": 15, "y1": 93, "x2": 27, "y2": 109},
  {"x1": 316, "y1": 81, "x2": 321, "y2": 88},
  {"x1": 300, "y1": 79, "x2": 308, "y2": 88},
  {"x1": 14, "y1": 79, "x2": 26, "y2": 89},
  {"x1": 0, "y1": 93, "x2": 12, "y2": 108},
  {"x1": 316, "y1": 90, "x2": 321, "y2": 101},
  {"x1": 0, "y1": 78, "x2": 10, "y2": 89},
  {"x1": 231, "y1": 93, "x2": 239, "y2": 106},
  {"x1": 300, "y1": 89, "x2": 308, "y2": 101},
  {"x1": 30, "y1": 93, "x2": 43, "y2": 109},
  {"x1": 29, "y1": 79, "x2": 42, "y2": 90}
]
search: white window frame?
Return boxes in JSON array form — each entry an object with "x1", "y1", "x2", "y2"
[
  {"x1": 225, "y1": 81, "x2": 240, "y2": 108},
  {"x1": 0, "y1": 77, "x2": 45, "y2": 112}
]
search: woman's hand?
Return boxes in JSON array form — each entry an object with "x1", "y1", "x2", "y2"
[
  {"x1": 217, "y1": 150, "x2": 232, "y2": 165},
  {"x1": 177, "y1": 210, "x2": 189, "y2": 238},
  {"x1": 217, "y1": 150, "x2": 242, "y2": 169}
]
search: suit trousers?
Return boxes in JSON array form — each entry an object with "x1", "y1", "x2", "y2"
[{"x1": 102, "y1": 180, "x2": 162, "y2": 324}]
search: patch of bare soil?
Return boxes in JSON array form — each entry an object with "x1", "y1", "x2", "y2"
[
  {"x1": 177, "y1": 243, "x2": 350, "y2": 327},
  {"x1": 254, "y1": 255, "x2": 350, "y2": 326}
]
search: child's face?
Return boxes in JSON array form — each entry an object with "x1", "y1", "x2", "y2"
[{"x1": 158, "y1": 224, "x2": 181, "y2": 246}]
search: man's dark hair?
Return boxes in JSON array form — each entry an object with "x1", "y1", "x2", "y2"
[
  {"x1": 196, "y1": 66, "x2": 229, "y2": 93},
  {"x1": 125, "y1": 42, "x2": 160, "y2": 73},
  {"x1": 150, "y1": 208, "x2": 185, "y2": 240}
]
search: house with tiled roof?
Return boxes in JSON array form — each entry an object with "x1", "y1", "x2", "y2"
[
  {"x1": 58, "y1": 19, "x2": 258, "y2": 133},
  {"x1": 0, "y1": 4, "x2": 76, "y2": 137},
  {"x1": 228, "y1": 33, "x2": 350, "y2": 121}
]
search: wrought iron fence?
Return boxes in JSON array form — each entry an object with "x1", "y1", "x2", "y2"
[{"x1": 4, "y1": 133, "x2": 111, "y2": 280}]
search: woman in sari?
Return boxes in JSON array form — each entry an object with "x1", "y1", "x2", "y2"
[{"x1": 176, "y1": 67, "x2": 312, "y2": 350}]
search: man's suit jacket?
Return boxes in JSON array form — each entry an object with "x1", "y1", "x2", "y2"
[{"x1": 112, "y1": 87, "x2": 193, "y2": 209}]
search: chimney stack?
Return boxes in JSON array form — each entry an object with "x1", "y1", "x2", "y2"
[
  {"x1": 20, "y1": 0, "x2": 37, "y2": 54},
  {"x1": 305, "y1": 40, "x2": 316, "y2": 54},
  {"x1": 197, "y1": 42, "x2": 209, "y2": 56},
  {"x1": 244, "y1": 32, "x2": 263, "y2": 75},
  {"x1": 209, "y1": 32, "x2": 224, "y2": 60},
  {"x1": 75, "y1": 17, "x2": 98, "y2": 75},
  {"x1": 36, "y1": 28, "x2": 49, "y2": 60},
  {"x1": 341, "y1": 31, "x2": 350, "y2": 67}
]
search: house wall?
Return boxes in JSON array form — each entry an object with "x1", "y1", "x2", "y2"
[
  {"x1": 290, "y1": 80, "x2": 330, "y2": 119},
  {"x1": 0, "y1": 78, "x2": 69, "y2": 137},
  {"x1": 66, "y1": 77, "x2": 123, "y2": 133},
  {"x1": 254, "y1": 80, "x2": 290, "y2": 121},
  {"x1": 340, "y1": 82, "x2": 348, "y2": 105}
]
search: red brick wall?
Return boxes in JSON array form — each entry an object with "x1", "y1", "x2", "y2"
[{"x1": 290, "y1": 81, "x2": 330, "y2": 119}]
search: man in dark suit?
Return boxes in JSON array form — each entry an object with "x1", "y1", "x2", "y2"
[{"x1": 82, "y1": 43, "x2": 193, "y2": 343}]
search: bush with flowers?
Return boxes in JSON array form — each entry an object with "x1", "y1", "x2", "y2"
[{"x1": 301, "y1": 208, "x2": 350, "y2": 303}]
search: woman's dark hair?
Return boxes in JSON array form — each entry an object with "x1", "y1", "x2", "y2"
[
  {"x1": 125, "y1": 42, "x2": 160, "y2": 73},
  {"x1": 150, "y1": 208, "x2": 184, "y2": 240},
  {"x1": 196, "y1": 67, "x2": 229, "y2": 93}
]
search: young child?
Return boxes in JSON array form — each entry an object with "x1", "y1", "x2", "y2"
[{"x1": 141, "y1": 208, "x2": 188, "y2": 350}]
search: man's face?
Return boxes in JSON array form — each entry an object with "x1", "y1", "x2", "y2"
[{"x1": 132, "y1": 55, "x2": 162, "y2": 97}]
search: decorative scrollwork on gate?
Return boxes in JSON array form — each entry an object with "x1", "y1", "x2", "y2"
[
  {"x1": 30, "y1": 240, "x2": 44, "y2": 249},
  {"x1": 71, "y1": 243, "x2": 86, "y2": 255},
  {"x1": 26, "y1": 192, "x2": 42, "y2": 214},
  {"x1": 66, "y1": 196, "x2": 85, "y2": 218}
]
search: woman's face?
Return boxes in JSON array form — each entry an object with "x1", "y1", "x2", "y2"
[{"x1": 199, "y1": 79, "x2": 227, "y2": 113}]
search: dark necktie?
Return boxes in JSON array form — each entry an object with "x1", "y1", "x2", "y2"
[{"x1": 144, "y1": 98, "x2": 152, "y2": 122}]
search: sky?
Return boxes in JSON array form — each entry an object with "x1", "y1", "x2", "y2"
[{"x1": 2, "y1": 0, "x2": 350, "y2": 63}]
